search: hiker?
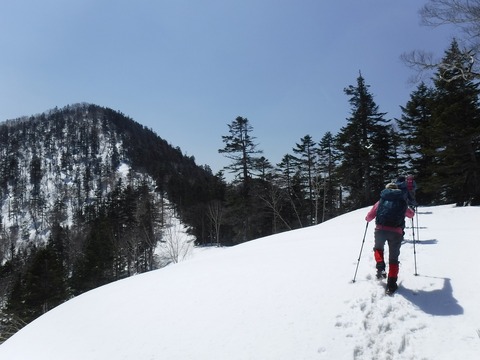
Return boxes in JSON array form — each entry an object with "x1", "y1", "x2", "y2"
[
  {"x1": 395, "y1": 174, "x2": 417, "y2": 206},
  {"x1": 365, "y1": 183, "x2": 415, "y2": 295}
]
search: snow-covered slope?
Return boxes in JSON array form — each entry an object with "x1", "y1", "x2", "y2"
[{"x1": 0, "y1": 204, "x2": 479, "y2": 360}]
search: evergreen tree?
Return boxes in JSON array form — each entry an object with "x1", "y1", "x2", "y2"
[
  {"x1": 135, "y1": 180, "x2": 158, "y2": 272},
  {"x1": 219, "y1": 116, "x2": 262, "y2": 190},
  {"x1": 336, "y1": 72, "x2": 394, "y2": 209},
  {"x1": 218, "y1": 116, "x2": 262, "y2": 242},
  {"x1": 250, "y1": 157, "x2": 280, "y2": 236},
  {"x1": 431, "y1": 40, "x2": 480, "y2": 205},
  {"x1": 317, "y1": 132, "x2": 339, "y2": 221},
  {"x1": 70, "y1": 216, "x2": 115, "y2": 295},
  {"x1": 5, "y1": 232, "x2": 68, "y2": 324},
  {"x1": 253, "y1": 156, "x2": 274, "y2": 181},
  {"x1": 397, "y1": 82, "x2": 437, "y2": 204},
  {"x1": 29, "y1": 154, "x2": 42, "y2": 200},
  {"x1": 292, "y1": 135, "x2": 318, "y2": 225}
]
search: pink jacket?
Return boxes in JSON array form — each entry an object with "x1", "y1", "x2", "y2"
[{"x1": 365, "y1": 201, "x2": 415, "y2": 235}]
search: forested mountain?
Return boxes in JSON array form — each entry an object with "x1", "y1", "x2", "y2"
[
  {"x1": 0, "y1": 103, "x2": 222, "y2": 247},
  {"x1": 0, "y1": 103, "x2": 224, "y2": 338}
]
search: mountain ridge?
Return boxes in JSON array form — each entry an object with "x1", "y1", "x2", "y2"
[
  {"x1": 0, "y1": 102, "x2": 219, "y2": 244},
  {"x1": 0, "y1": 103, "x2": 221, "y2": 334}
]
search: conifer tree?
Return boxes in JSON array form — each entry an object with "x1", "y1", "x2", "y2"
[
  {"x1": 219, "y1": 117, "x2": 262, "y2": 190},
  {"x1": 430, "y1": 40, "x2": 480, "y2": 204},
  {"x1": 6, "y1": 230, "x2": 68, "y2": 324},
  {"x1": 397, "y1": 82, "x2": 437, "y2": 204},
  {"x1": 71, "y1": 216, "x2": 115, "y2": 295},
  {"x1": 219, "y1": 116, "x2": 262, "y2": 242},
  {"x1": 292, "y1": 135, "x2": 318, "y2": 224},
  {"x1": 317, "y1": 132, "x2": 339, "y2": 221},
  {"x1": 336, "y1": 73, "x2": 394, "y2": 209}
]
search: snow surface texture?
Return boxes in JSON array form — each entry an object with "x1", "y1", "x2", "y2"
[{"x1": 0, "y1": 204, "x2": 479, "y2": 360}]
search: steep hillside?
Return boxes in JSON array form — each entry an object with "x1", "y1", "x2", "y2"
[
  {"x1": 0, "y1": 103, "x2": 222, "y2": 331},
  {"x1": 0, "y1": 204, "x2": 478, "y2": 360},
  {"x1": 0, "y1": 103, "x2": 220, "y2": 248}
]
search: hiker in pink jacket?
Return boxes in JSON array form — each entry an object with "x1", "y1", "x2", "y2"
[{"x1": 365, "y1": 183, "x2": 415, "y2": 294}]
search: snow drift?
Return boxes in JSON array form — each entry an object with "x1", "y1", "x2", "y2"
[{"x1": 0, "y1": 204, "x2": 479, "y2": 360}]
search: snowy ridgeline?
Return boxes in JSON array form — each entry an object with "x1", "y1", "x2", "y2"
[{"x1": 0, "y1": 204, "x2": 479, "y2": 360}]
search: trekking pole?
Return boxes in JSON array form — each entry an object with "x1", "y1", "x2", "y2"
[
  {"x1": 411, "y1": 218, "x2": 418, "y2": 276},
  {"x1": 352, "y1": 222, "x2": 369, "y2": 283},
  {"x1": 415, "y1": 206, "x2": 420, "y2": 242}
]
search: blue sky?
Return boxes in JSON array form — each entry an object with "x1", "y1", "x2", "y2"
[{"x1": 0, "y1": 0, "x2": 456, "y2": 175}]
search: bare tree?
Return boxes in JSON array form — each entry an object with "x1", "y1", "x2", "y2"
[
  {"x1": 402, "y1": 45, "x2": 476, "y2": 81},
  {"x1": 403, "y1": 0, "x2": 480, "y2": 81},
  {"x1": 157, "y1": 213, "x2": 193, "y2": 266},
  {"x1": 207, "y1": 200, "x2": 224, "y2": 246},
  {"x1": 276, "y1": 154, "x2": 304, "y2": 227},
  {"x1": 257, "y1": 177, "x2": 292, "y2": 233},
  {"x1": 420, "y1": 0, "x2": 480, "y2": 38}
]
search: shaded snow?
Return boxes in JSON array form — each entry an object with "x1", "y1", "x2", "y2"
[{"x1": 1, "y1": 204, "x2": 479, "y2": 360}]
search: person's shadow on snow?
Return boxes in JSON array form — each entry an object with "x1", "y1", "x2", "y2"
[{"x1": 398, "y1": 277, "x2": 463, "y2": 316}]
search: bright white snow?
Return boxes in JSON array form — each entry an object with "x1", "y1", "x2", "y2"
[{"x1": 0, "y1": 204, "x2": 479, "y2": 360}]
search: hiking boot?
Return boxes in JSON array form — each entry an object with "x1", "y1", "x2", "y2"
[
  {"x1": 385, "y1": 283, "x2": 398, "y2": 296},
  {"x1": 386, "y1": 277, "x2": 398, "y2": 295},
  {"x1": 375, "y1": 260, "x2": 386, "y2": 279},
  {"x1": 376, "y1": 269, "x2": 387, "y2": 279}
]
